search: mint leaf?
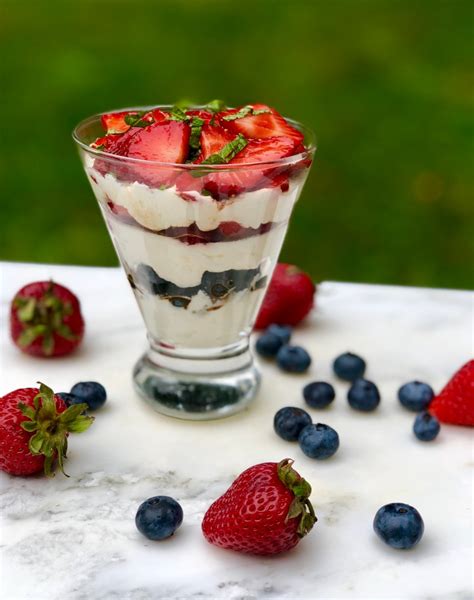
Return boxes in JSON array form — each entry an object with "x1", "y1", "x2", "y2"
[
  {"x1": 222, "y1": 105, "x2": 270, "y2": 121},
  {"x1": 189, "y1": 117, "x2": 205, "y2": 153},
  {"x1": 201, "y1": 134, "x2": 248, "y2": 165},
  {"x1": 168, "y1": 105, "x2": 189, "y2": 122},
  {"x1": 124, "y1": 112, "x2": 151, "y2": 127},
  {"x1": 204, "y1": 99, "x2": 226, "y2": 113}
]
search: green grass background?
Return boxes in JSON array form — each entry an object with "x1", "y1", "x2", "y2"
[{"x1": 1, "y1": 0, "x2": 473, "y2": 288}]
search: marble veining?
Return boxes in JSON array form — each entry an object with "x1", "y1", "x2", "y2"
[{"x1": 0, "y1": 262, "x2": 472, "y2": 600}]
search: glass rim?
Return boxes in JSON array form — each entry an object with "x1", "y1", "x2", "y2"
[{"x1": 72, "y1": 105, "x2": 317, "y2": 170}]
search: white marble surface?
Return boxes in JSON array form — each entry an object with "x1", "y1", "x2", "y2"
[{"x1": 0, "y1": 261, "x2": 472, "y2": 600}]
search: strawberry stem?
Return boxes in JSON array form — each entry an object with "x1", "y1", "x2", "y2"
[
  {"x1": 277, "y1": 458, "x2": 317, "y2": 537},
  {"x1": 18, "y1": 382, "x2": 94, "y2": 477}
]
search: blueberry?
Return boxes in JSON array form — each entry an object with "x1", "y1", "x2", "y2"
[
  {"x1": 276, "y1": 346, "x2": 311, "y2": 373},
  {"x1": 56, "y1": 392, "x2": 77, "y2": 407},
  {"x1": 298, "y1": 423, "x2": 340, "y2": 459},
  {"x1": 135, "y1": 496, "x2": 183, "y2": 541},
  {"x1": 303, "y1": 381, "x2": 335, "y2": 409},
  {"x1": 274, "y1": 406, "x2": 312, "y2": 441},
  {"x1": 333, "y1": 352, "x2": 366, "y2": 382},
  {"x1": 201, "y1": 269, "x2": 258, "y2": 298},
  {"x1": 347, "y1": 379, "x2": 380, "y2": 411},
  {"x1": 70, "y1": 381, "x2": 107, "y2": 411},
  {"x1": 398, "y1": 381, "x2": 434, "y2": 412},
  {"x1": 266, "y1": 324, "x2": 292, "y2": 345},
  {"x1": 373, "y1": 503, "x2": 424, "y2": 549},
  {"x1": 255, "y1": 333, "x2": 282, "y2": 358},
  {"x1": 136, "y1": 264, "x2": 167, "y2": 295},
  {"x1": 413, "y1": 411, "x2": 440, "y2": 441}
]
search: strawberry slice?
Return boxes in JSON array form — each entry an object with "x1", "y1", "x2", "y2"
[
  {"x1": 101, "y1": 111, "x2": 136, "y2": 134},
  {"x1": 177, "y1": 135, "x2": 298, "y2": 200},
  {"x1": 186, "y1": 109, "x2": 213, "y2": 122},
  {"x1": 123, "y1": 121, "x2": 191, "y2": 187},
  {"x1": 200, "y1": 123, "x2": 235, "y2": 159},
  {"x1": 219, "y1": 104, "x2": 304, "y2": 145},
  {"x1": 90, "y1": 134, "x2": 122, "y2": 150}
]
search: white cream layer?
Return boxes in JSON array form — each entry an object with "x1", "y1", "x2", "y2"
[
  {"x1": 138, "y1": 288, "x2": 265, "y2": 348},
  {"x1": 86, "y1": 156, "x2": 304, "y2": 232},
  {"x1": 107, "y1": 216, "x2": 287, "y2": 288}
]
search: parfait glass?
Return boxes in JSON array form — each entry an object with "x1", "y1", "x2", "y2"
[{"x1": 73, "y1": 107, "x2": 315, "y2": 420}]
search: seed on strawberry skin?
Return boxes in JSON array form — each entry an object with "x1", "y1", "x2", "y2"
[
  {"x1": 135, "y1": 496, "x2": 183, "y2": 541},
  {"x1": 413, "y1": 411, "x2": 440, "y2": 441},
  {"x1": 373, "y1": 503, "x2": 424, "y2": 549},
  {"x1": 274, "y1": 407, "x2": 312, "y2": 441},
  {"x1": 277, "y1": 346, "x2": 311, "y2": 373},
  {"x1": 70, "y1": 382, "x2": 107, "y2": 411},
  {"x1": 298, "y1": 423, "x2": 340, "y2": 459},
  {"x1": 398, "y1": 381, "x2": 434, "y2": 412},
  {"x1": 333, "y1": 352, "x2": 366, "y2": 382}
]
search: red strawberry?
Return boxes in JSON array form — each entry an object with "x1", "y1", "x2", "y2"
[
  {"x1": 200, "y1": 123, "x2": 235, "y2": 159},
  {"x1": 185, "y1": 109, "x2": 213, "y2": 121},
  {"x1": 90, "y1": 134, "x2": 122, "y2": 150},
  {"x1": 430, "y1": 360, "x2": 474, "y2": 426},
  {"x1": 101, "y1": 111, "x2": 138, "y2": 134},
  {"x1": 177, "y1": 135, "x2": 299, "y2": 200},
  {"x1": 0, "y1": 383, "x2": 93, "y2": 476},
  {"x1": 255, "y1": 263, "x2": 315, "y2": 329},
  {"x1": 220, "y1": 104, "x2": 304, "y2": 145},
  {"x1": 202, "y1": 458, "x2": 316, "y2": 555},
  {"x1": 123, "y1": 120, "x2": 191, "y2": 187},
  {"x1": 10, "y1": 281, "x2": 85, "y2": 357}
]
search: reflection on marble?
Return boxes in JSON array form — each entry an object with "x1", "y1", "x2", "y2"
[{"x1": 0, "y1": 262, "x2": 473, "y2": 599}]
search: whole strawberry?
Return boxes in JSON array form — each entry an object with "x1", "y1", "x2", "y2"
[
  {"x1": 430, "y1": 360, "x2": 474, "y2": 426},
  {"x1": 255, "y1": 263, "x2": 315, "y2": 330},
  {"x1": 10, "y1": 281, "x2": 85, "y2": 357},
  {"x1": 202, "y1": 458, "x2": 316, "y2": 555},
  {"x1": 0, "y1": 383, "x2": 93, "y2": 476}
]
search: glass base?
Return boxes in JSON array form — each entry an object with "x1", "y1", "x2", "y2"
[{"x1": 132, "y1": 342, "x2": 261, "y2": 420}]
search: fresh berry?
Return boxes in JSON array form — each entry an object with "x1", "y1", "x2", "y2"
[
  {"x1": 273, "y1": 407, "x2": 312, "y2": 441},
  {"x1": 202, "y1": 458, "x2": 316, "y2": 555},
  {"x1": 255, "y1": 332, "x2": 283, "y2": 358},
  {"x1": 413, "y1": 412, "x2": 440, "y2": 441},
  {"x1": 398, "y1": 381, "x2": 434, "y2": 412},
  {"x1": 347, "y1": 379, "x2": 380, "y2": 411},
  {"x1": 0, "y1": 383, "x2": 93, "y2": 476},
  {"x1": 255, "y1": 264, "x2": 315, "y2": 329},
  {"x1": 90, "y1": 134, "x2": 121, "y2": 150},
  {"x1": 303, "y1": 382, "x2": 335, "y2": 409},
  {"x1": 124, "y1": 121, "x2": 190, "y2": 186},
  {"x1": 276, "y1": 346, "x2": 311, "y2": 373},
  {"x1": 101, "y1": 111, "x2": 136, "y2": 134},
  {"x1": 56, "y1": 392, "x2": 77, "y2": 407},
  {"x1": 70, "y1": 382, "x2": 107, "y2": 411},
  {"x1": 429, "y1": 360, "x2": 474, "y2": 426},
  {"x1": 266, "y1": 324, "x2": 292, "y2": 345},
  {"x1": 333, "y1": 352, "x2": 366, "y2": 382},
  {"x1": 373, "y1": 503, "x2": 424, "y2": 549},
  {"x1": 135, "y1": 496, "x2": 183, "y2": 541},
  {"x1": 219, "y1": 104, "x2": 304, "y2": 145},
  {"x1": 298, "y1": 423, "x2": 339, "y2": 459},
  {"x1": 10, "y1": 281, "x2": 85, "y2": 357},
  {"x1": 199, "y1": 123, "x2": 235, "y2": 159}
]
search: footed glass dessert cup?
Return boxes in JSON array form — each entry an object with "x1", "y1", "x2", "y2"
[{"x1": 73, "y1": 106, "x2": 315, "y2": 419}]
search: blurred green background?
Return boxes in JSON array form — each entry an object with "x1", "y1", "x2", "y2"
[{"x1": 1, "y1": 0, "x2": 473, "y2": 289}]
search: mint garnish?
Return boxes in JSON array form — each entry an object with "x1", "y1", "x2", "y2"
[
  {"x1": 204, "y1": 99, "x2": 226, "y2": 113},
  {"x1": 201, "y1": 133, "x2": 248, "y2": 165},
  {"x1": 168, "y1": 105, "x2": 189, "y2": 122},
  {"x1": 124, "y1": 111, "x2": 152, "y2": 127},
  {"x1": 189, "y1": 116, "x2": 205, "y2": 156},
  {"x1": 222, "y1": 105, "x2": 270, "y2": 121}
]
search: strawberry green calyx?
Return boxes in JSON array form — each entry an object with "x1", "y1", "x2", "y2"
[
  {"x1": 277, "y1": 458, "x2": 317, "y2": 537},
  {"x1": 13, "y1": 281, "x2": 78, "y2": 355},
  {"x1": 18, "y1": 382, "x2": 94, "y2": 477}
]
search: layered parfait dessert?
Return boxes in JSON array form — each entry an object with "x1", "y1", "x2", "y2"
[{"x1": 74, "y1": 101, "x2": 314, "y2": 417}]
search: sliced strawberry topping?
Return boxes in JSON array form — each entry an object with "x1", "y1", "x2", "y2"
[
  {"x1": 101, "y1": 111, "x2": 136, "y2": 134},
  {"x1": 90, "y1": 134, "x2": 121, "y2": 150},
  {"x1": 122, "y1": 121, "x2": 191, "y2": 187},
  {"x1": 219, "y1": 104, "x2": 303, "y2": 145},
  {"x1": 200, "y1": 123, "x2": 235, "y2": 159},
  {"x1": 186, "y1": 109, "x2": 213, "y2": 122}
]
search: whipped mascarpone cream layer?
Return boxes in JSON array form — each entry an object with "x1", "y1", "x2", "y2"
[
  {"x1": 139, "y1": 289, "x2": 264, "y2": 347},
  {"x1": 108, "y1": 217, "x2": 285, "y2": 288},
  {"x1": 85, "y1": 156, "x2": 303, "y2": 232}
]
